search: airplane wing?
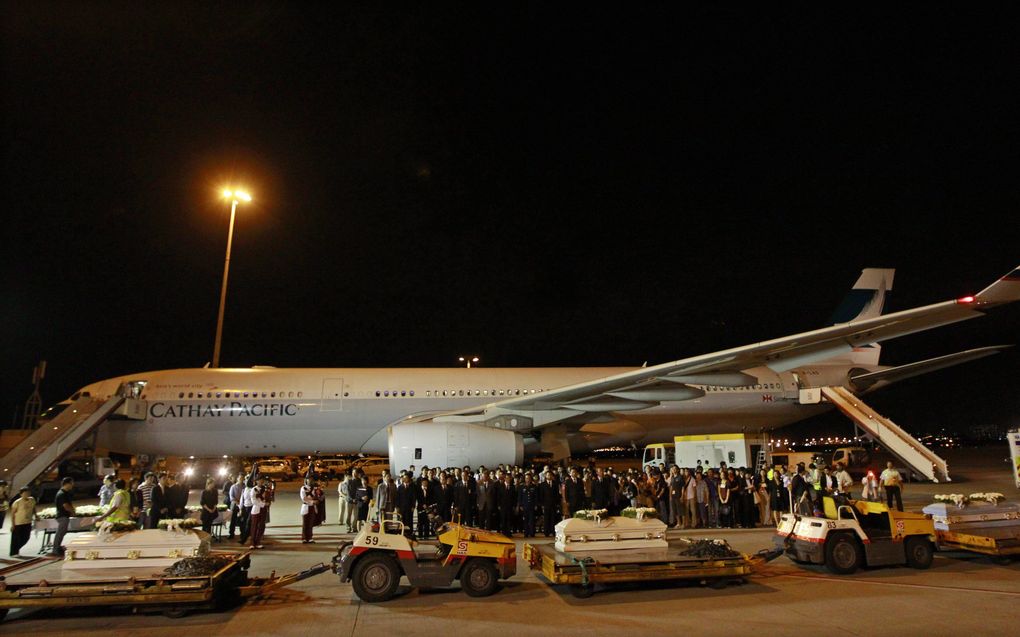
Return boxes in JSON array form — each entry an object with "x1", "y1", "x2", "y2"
[
  {"x1": 427, "y1": 264, "x2": 1020, "y2": 430},
  {"x1": 847, "y1": 345, "x2": 1010, "y2": 390}
]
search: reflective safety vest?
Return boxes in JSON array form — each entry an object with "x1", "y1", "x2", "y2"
[
  {"x1": 107, "y1": 489, "x2": 132, "y2": 523},
  {"x1": 810, "y1": 469, "x2": 822, "y2": 490}
]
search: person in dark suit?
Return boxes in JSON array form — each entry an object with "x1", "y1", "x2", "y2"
[
  {"x1": 591, "y1": 467, "x2": 613, "y2": 511},
  {"x1": 460, "y1": 467, "x2": 477, "y2": 526},
  {"x1": 437, "y1": 474, "x2": 455, "y2": 522},
  {"x1": 539, "y1": 471, "x2": 561, "y2": 536},
  {"x1": 167, "y1": 474, "x2": 189, "y2": 518},
  {"x1": 495, "y1": 474, "x2": 517, "y2": 537},
  {"x1": 395, "y1": 473, "x2": 417, "y2": 537},
  {"x1": 416, "y1": 476, "x2": 436, "y2": 539},
  {"x1": 453, "y1": 472, "x2": 472, "y2": 525},
  {"x1": 476, "y1": 472, "x2": 494, "y2": 530},
  {"x1": 564, "y1": 469, "x2": 584, "y2": 516},
  {"x1": 149, "y1": 474, "x2": 170, "y2": 529}
]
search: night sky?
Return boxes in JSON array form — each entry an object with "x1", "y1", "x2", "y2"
[{"x1": 3, "y1": 5, "x2": 1018, "y2": 436}]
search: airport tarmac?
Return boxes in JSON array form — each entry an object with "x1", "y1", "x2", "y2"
[{"x1": 1, "y1": 446, "x2": 1017, "y2": 636}]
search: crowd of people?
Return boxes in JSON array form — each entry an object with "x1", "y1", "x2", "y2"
[
  {"x1": 2, "y1": 456, "x2": 908, "y2": 555},
  {"x1": 316, "y1": 457, "x2": 894, "y2": 540}
]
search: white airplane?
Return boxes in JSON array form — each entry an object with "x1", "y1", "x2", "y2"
[{"x1": 41, "y1": 264, "x2": 1020, "y2": 470}]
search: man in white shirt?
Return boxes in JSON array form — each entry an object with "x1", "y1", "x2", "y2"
[
  {"x1": 248, "y1": 478, "x2": 269, "y2": 549},
  {"x1": 879, "y1": 462, "x2": 903, "y2": 511},
  {"x1": 300, "y1": 478, "x2": 318, "y2": 543},
  {"x1": 338, "y1": 473, "x2": 351, "y2": 531},
  {"x1": 239, "y1": 479, "x2": 255, "y2": 545},
  {"x1": 833, "y1": 463, "x2": 853, "y2": 495}
]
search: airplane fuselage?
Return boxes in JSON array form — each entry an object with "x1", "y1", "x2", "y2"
[{"x1": 72, "y1": 364, "x2": 861, "y2": 458}]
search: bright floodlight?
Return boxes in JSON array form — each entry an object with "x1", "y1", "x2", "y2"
[{"x1": 222, "y1": 188, "x2": 252, "y2": 203}]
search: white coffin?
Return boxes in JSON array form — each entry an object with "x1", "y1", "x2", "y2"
[
  {"x1": 555, "y1": 516, "x2": 668, "y2": 552},
  {"x1": 922, "y1": 502, "x2": 1020, "y2": 531},
  {"x1": 63, "y1": 528, "x2": 211, "y2": 569}
]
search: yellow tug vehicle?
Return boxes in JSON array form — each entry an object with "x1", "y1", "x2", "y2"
[
  {"x1": 332, "y1": 513, "x2": 516, "y2": 602},
  {"x1": 775, "y1": 496, "x2": 936, "y2": 574}
]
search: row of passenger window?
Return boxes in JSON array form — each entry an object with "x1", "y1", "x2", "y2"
[
  {"x1": 177, "y1": 390, "x2": 304, "y2": 399},
  {"x1": 172, "y1": 384, "x2": 776, "y2": 400},
  {"x1": 374, "y1": 388, "x2": 545, "y2": 398}
]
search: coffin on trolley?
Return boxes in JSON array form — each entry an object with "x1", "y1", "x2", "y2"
[{"x1": 62, "y1": 529, "x2": 212, "y2": 569}]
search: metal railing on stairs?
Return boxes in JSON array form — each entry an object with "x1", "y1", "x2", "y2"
[
  {"x1": 0, "y1": 396, "x2": 125, "y2": 489},
  {"x1": 820, "y1": 385, "x2": 950, "y2": 482}
]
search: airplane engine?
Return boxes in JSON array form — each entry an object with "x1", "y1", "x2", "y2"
[{"x1": 388, "y1": 421, "x2": 524, "y2": 473}]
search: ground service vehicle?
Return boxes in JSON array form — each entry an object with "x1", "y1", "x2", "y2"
[
  {"x1": 351, "y1": 456, "x2": 388, "y2": 480},
  {"x1": 644, "y1": 435, "x2": 769, "y2": 474},
  {"x1": 776, "y1": 496, "x2": 936, "y2": 574},
  {"x1": 332, "y1": 513, "x2": 516, "y2": 602},
  {"x1": 35, "y1": 454, "x2": 119, "y2": 502},
  {"x1": 255, "y1": 459, "x2": 295, "y2": 481},
  {"x1": 828, "y1": 446, "x2": 917, "y2": 482}
]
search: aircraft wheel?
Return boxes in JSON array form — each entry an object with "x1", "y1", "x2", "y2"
[
  {"x1": 351, "y1": 553, "x2": 402, "y2": 602},
  {"x1": 824, "y1": 533, "x2": 862, "y2": 575},
  {"x1": 460, "y1": 558, "x2": 499, "y2": 597},
  {"x1": 904, "y1": 537, "x2": 934, "y2": 569}
]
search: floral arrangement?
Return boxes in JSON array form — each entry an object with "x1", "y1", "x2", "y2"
[
  {"x1": 621, "y1": 507, "x2": 659, "y2": 520},
  {"x1": 97, "y1": 520, "x2": 138, "y2": 534},
  {"x1": 158, "y1": 518, "x2": 201, "y2": 531},
  {"x1": 185, "y1": 504, "x2": 229, "y2": 512},
  {"x1": 573, "y1": 509, "x2": 609, "y2": 521},
  {"x1": 934, "y1": 494, "x2": 969, "y2": 507},
  {"x1": 36, "y1": 505, "x2": 108, "y2": 519},
  {"x1": 968, "y1": 492, "x2": 1005, "y2": 504}
]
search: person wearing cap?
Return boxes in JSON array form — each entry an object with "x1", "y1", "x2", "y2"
[{"x1": 9, "y1": 486, "x2": 37, "y2": 556}]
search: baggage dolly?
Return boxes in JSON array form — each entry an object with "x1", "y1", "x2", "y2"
[
  {"x1": 0, "y1": 551, "x2": 330, "y2": 622},
  {"x1": 934, "y1": 527, "x2": 1020, "y2": 564},
  {"x1": 523, "y1": 540, "x2": 780, "y2": 598}
]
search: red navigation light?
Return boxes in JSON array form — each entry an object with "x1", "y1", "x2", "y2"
[{"x1": 956, "y1": 296, "x2": 976, "y2": 304}]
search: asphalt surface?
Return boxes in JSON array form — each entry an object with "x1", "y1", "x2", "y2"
[{"x1": 2, "y1": 446, "x2": 1017, "y2": 636}]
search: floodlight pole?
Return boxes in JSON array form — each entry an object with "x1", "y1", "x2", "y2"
[{"x1": 212, "y1": 198, "x2": 239, "y2": 368}]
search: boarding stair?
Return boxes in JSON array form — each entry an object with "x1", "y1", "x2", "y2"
[
  {"x1": 820, "y1": 385, "x2": 950, "y2": 483},
  {"x1": 755, "y1": 432, "x2": 770, "y2": 471},
  {"x1": 0, "y1": 396, "x2": 129, "y2": 489}
]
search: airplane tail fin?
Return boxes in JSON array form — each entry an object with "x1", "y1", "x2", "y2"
[{"x1": 826, "y1": 268, "x2": 895, "y2": 366}]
